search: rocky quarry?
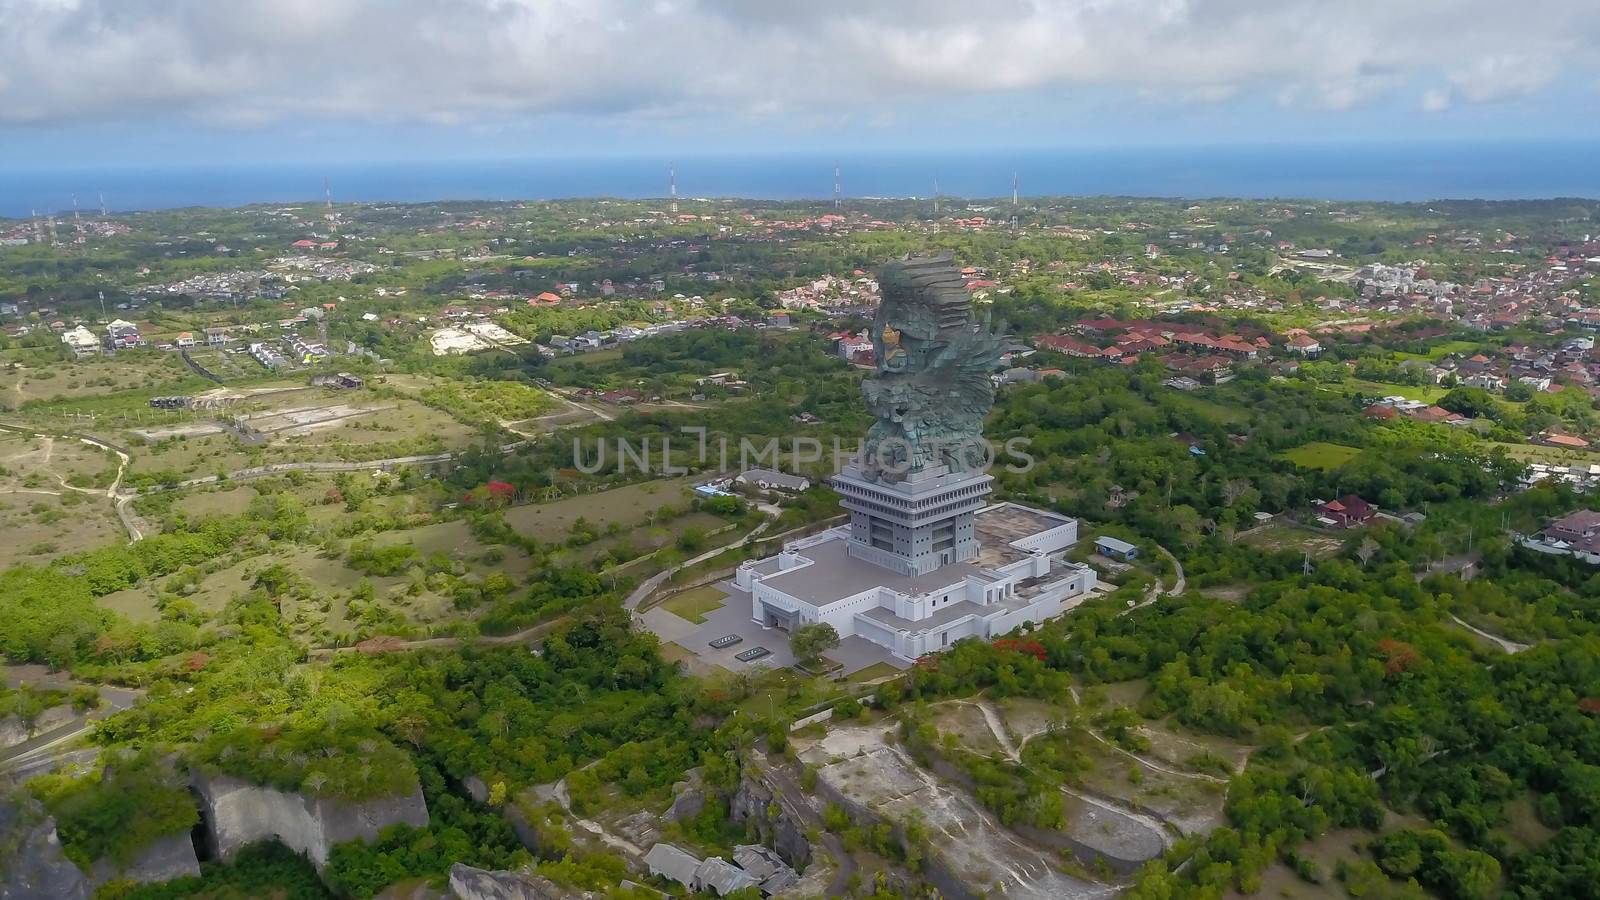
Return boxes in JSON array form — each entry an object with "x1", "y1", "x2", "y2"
[{"x1": 190, "y1": 769, "x2": 429, "y2": 870}]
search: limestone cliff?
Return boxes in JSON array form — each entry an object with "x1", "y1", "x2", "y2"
[
  {"x1": 0, "y1": 799, "x2": 90, "y2": 900},
  {"x1": 447, "y1": 863, "x2": 597, "y2": 900},
  {"x1": 0, "y1": 707, "x2": 76, "y2": 752},
  {"x1": 191, "y1": 770, "x2": 428, "y2": 870},
  {"x1": 725, "y1": 762, "x2": 812, "y2": 871},
  {"x1": 87, "y1": 832, "x2": 201, "y2": 890}
]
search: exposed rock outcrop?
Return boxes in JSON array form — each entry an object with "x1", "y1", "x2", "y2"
[
  {"x1": 190, "y1": 770, "x2": 428, "y2": 870},
  {"x1": 447, "y1": 863, "x2": 597, "y2": 900},
  {"x1": 664, "y1": 769, "x2": 706, "y2": 823},
  {"x1": 87, "y1": 832, "x2": 201, "y2": 890},
  {"x1": 0, "y1": 799, "x2": 90, "y2": 900},
  {"x1": 726, "y1": 762, "x2": 812, "y2": 871},
  {"x1": 0, "y1": 707, "x2": 77, "y2": 752}
]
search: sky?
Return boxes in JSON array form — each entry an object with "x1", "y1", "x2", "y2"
[{"x1": 2, "y1": 0, "x2": 1599, "y2": 169}]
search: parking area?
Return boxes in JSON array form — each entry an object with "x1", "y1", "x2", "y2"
[{"x1": 640, "y1": 581, "x2": 906, "y2": 677}]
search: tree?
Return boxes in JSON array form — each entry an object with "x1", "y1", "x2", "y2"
[{"x1": 789, "y1": 623, "x2": 840, "y2": 668}]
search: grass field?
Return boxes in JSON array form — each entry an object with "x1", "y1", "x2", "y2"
[
  {"x1": 372, "y1": 519, "x2": 537, "y2": 579},
  {"x1": 0, "y1": 491, "x2": 124, "y2": 570},
  {"x1": 847, "y1": 661, "x2": 903, "y2": 683},
  {"x1": 1171, "y1": 394, "x2": 1249, "y2": 425},
  {"x1": 659, "y1": 585, "x2": 727, "y2": 623},
  {"x1": 1391, "y1": 341, "x2": 1483, "y2": 363},
  {"x1": 418, "y1": 380, "x2": 552, "y2": 424},
  {"x1": 503, "y1": 476, "x2": 698, "y2": 540},
  {"x1": 547, "y1": 347, "x2": 624, "y2": 369},
  {"x1": 123, "y1": 393, "x2": 478, "y2": 481},
  {"x1": 1349, "y1": 380, "x2": 1448, "y2": 402},
  {"x1": 2, "y1": 353, "x2": 195, "y2": 409},
  {"x1": 1239, "y1": 522, "x2": 1345, "y2": 558},
  {"x1": 0, "y1": 431, "x2": 120, "y2": 488},
  {"x1": 1278, "y1": 441, "x2": 1363, "y2": 471},
  {"x1": 179, "y1": 485, "x2": 260, "y2": 518},
  {"x1": 1492, "y1": 441, "x2": 1600, "y2": 467}
]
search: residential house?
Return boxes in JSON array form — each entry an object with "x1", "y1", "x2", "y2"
[
  {"x1": 1034, "y1": 334, "x2": 1101, "y2": 358},
  {"x1": 106, "y1": 318, "x2": 142, "y2": 350},
  {"x1": 1285, "y1": 333, "x2": 1322, "y2": 356},
  {"x1": 1546, "y1": 510, "x2": 1600, "y2": 552},
  {"x1": 248, "y1": 342, "x2": 287, "y2": 369},
  {"x1": 735, "y1": 468, "x2": 811, "y2": 494},
  {"x1": 1314, "y1": 495, "x2": 1377, "y2": 528},
  {"x1": 1461, "y1": 372, "x2": 1507, "y2": 391},
  {"x1": 1539, "y1": 431, "x2": 1590, "y2": 450},
  {"x1": 1407, "y1": 406, "x2": 1464, "y2": 425}
]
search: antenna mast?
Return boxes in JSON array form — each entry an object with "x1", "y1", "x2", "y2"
[
  {"x1": 1010, "y1": 172, "x2": 1019, "y2": 229},
  {"x1": 933, "y1": 177, "x2": 940, "y2": 215},
  {"x1": 98, "y1": 191, "x2": 107, "y2": 217},
  {"x1": 669, "y1": 165, "x2": 678, "y2": 215},
  {"x1": 833, "y1": 164, "x2": 841, "y2": 212}
]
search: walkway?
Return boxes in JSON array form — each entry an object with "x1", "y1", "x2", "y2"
[
  {"x1": 1448, "y1": 613, "x2": 1532, "y2": 654},
  {"x1": 305, "y1": 615, "x2": 570, "y2": 659},
  {"x1": 1130, "y1": 542, "x2": 1184, "y2": 611},
  {"x1": 624, "y1": 516, "x2": 785, "y2": 611}
]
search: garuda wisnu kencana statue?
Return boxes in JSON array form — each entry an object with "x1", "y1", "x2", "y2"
[{"x1": 859, "y1": 253, "x2": 1006, "y2": 482}]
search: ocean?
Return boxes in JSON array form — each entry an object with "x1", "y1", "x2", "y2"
[{"x1": 2, "y1": 141, "x2": 1598, "y2": 217}]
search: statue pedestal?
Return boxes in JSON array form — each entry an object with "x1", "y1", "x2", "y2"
[{"x1": 831, "y1": 462, "x2": 993, "y2": 577}]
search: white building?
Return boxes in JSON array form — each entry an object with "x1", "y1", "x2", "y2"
[
  {"x1": 737, "y1": 501, "x2": 1095, "y2": 662},
  {"x1": 735, "y1": 468, "x2": 811, "y2": 494},
  {"x1": 61, "y1": 325, "x2": 101, "y2": 357},
  {"x1": 837, "y1": 334, "x2": 873, "y2": 359},
  {"x1": 248, "y1": 342, "x2": 287, "y2": 369}
]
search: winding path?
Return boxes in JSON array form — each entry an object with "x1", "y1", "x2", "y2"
[
  {"x1": 305, "y1": 614, "x2": 570, "y2": 658},
  {"x1": 962, "y1": 696, "x2": 1179, "y2": 853},
  {"x1": 1129, "y1": 542, "x2": 1184, "y2": 610},
  {"x1": 1448, "y1": 613, "x2": 1532, "y2": 654}
]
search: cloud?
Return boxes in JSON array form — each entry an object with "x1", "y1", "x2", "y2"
[
  {"x1": 1420, "y1": 88, "x2": 1452, "y2": 112},
  {"x1": 1447, "y1": 55, "x2": 1559, "y2": 103},
  {"x1": 0, "y1": 0, "x2": 1594, "y2": 129}
]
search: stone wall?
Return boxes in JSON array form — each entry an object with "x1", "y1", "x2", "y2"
[
  {"x1": 88, "y1": 832, "x2": 201, "y2": 890},
  {"x1": 191, "y1": 770, "x2": 428, "y2": 870}
]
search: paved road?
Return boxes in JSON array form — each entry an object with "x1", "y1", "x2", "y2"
[{"x1": 0, "y1": 667, "x2": 141, "y2": 773}]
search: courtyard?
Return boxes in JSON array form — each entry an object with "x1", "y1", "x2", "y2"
[{"x1": 640, "y1": 580, "x2": 911, "y2": 677}]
